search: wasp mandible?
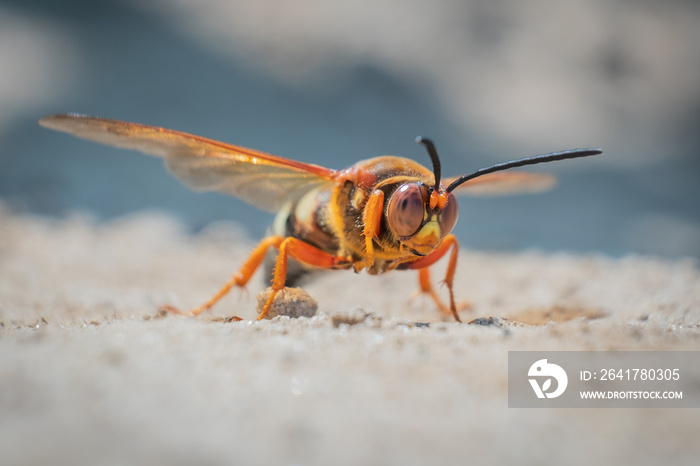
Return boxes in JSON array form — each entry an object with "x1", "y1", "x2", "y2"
[{"x1": 40, "y1": 114, "x2": 601, "y2": 322}]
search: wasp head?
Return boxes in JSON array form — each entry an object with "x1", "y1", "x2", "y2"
[
  {"x1": 386, "y1": 138, "x2": 458, "y2": 256},
  {"x1": 387, "y1": 137, "x2": 603, "y2": 256}
]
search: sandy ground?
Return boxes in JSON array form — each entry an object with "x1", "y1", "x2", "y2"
[{"x1": 1, "y1": 205, "x2": 699, "y2": 465}]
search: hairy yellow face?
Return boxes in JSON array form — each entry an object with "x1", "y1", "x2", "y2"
[{"x1": 401, "y1": 216, "x2": 441, "y2": 255}]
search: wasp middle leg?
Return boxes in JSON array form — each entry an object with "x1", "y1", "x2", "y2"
[
  {"x1": 161, "y1": 236, "x2": 352, "y2": 320},
  {"x1": 162, "y1": 236, "x2": 350, "y2": 320},
  {"x1": 260, "y1": 237, "x2": 352, "y2": 320}
]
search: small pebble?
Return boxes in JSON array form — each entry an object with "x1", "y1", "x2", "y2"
[
  {"x1": 256, "y1": 287, "x2": 318, "y2": 319},
  {"x1": 331, "y1": 308, "x2": 373, "y2": 327}
]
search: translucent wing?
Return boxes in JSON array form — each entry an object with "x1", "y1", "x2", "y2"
[
  {"x1": 39, "y1": 114, "x2": 337, "y2": 212},
  {"x1": 444, "y1": 171, "x2": 556, "y2": 196}
]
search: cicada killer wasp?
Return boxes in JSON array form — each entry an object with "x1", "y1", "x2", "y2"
[{"x1": 40, "y1": 114, "x2": 601, "y2": 322}]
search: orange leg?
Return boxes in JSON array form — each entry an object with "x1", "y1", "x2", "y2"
[
  {"x1": 416, "y1": 268, "x2": 453, "y2": 314},
  {"x1": 404, "y1": 234, "x2": 463, "y2": 323},
  {"x1": 355, "y1": 189, "x2": 384, "y2": 272},
  {"x1": 259, "y1": 237, "x2": 351, "y2": 320},
  {"x1": 163, "y1": 236, "x2": 350, "y2": 319},
  {"x1": 161, "y1": 236, "x2": 286, "y2": 317}
]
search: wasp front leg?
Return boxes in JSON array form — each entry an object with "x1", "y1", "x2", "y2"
[
  {"x1": 403, "y1": 234, "x2": 466, "y2": 322},
  {"x1": 354, "y1": 189, "x2": 384, "y2": 272}
]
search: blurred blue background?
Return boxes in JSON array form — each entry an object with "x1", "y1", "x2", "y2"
[{"x1": 1, "y1": 0, "x2": 698, "y2": 258}]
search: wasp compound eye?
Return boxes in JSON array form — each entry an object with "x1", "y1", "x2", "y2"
[
  {"x1": 388, "y1": 183, "x2": 425, "y2": 237},
  {"x1": 439, "y1": 192, "x2": 458, "y2": 236}
]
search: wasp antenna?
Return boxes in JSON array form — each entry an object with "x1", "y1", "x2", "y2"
[
  {"x1": 416, "y1": 136, "x2": 441, "y2": 190},
  {"x1": 445, "y1": 148, "x2": 602, "y2": 193}
]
